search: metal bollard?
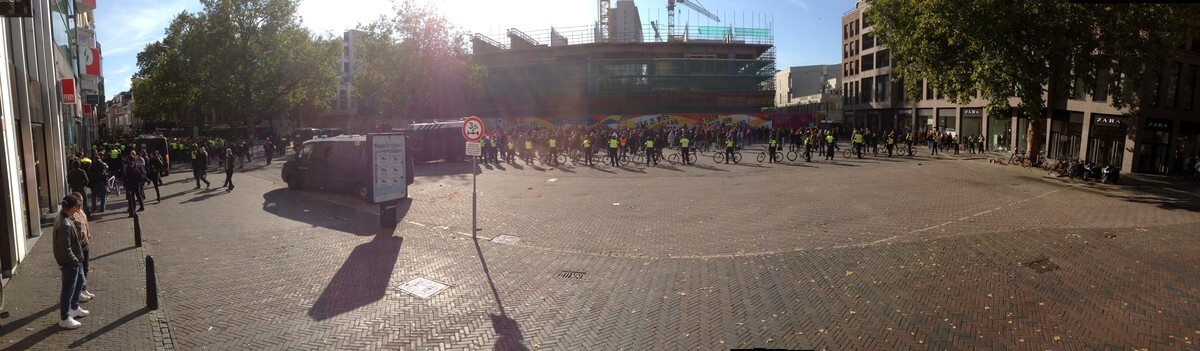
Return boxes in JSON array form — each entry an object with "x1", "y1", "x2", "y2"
[
  {"x1": 133, "y1": 213, "x2": 143, "y2": 247},
  {"x1": 146, "y1": 255, "x2": 158, "y2": 310}
]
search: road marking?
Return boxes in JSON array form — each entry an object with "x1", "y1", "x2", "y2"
[{"x1": 908, "y1": 184, "x2": 1079, "y2": 236}]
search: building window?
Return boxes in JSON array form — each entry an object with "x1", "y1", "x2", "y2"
[
  {"x1": 862, "y1": 53, "x2": 875, "y2": 71},
  {"x1": 1093, "y1": 70, "x2": 1110, "y2": 103},
  {"x1": 875, "y1": 74, "x2": 889, "y2": 102},
  {"x1": 1166, "y1": 62, "x2": 1181, "y2": 108},
  {"x1": 862, "y1": 33, "x2": 874, "y2": 50},
  {"x1": 1183, "y1": 65, "x2": 1197, "y2": 110},
  {"x1": 843, "y1": 44, "x2": 849, "y2": 59},
  {"x1": 1150, "y1": 71, "x2": 1162, "y2": 106},
  {"x1": 843, "y1": 24, "x2": 849, "y2": 40},
  {"x1": 861, "y1": 77, "x2": 873, "y2": 102},
  {"x1": 875, "y1": 50, "x2": 889, "y2": 68}
]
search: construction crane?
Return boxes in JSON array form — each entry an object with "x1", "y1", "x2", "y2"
[
  {"x1": 650, "y1": 21, "x2": 661, "y2": 42},
  {"x1": 598, "y1": 0, "x2": 611, "y2": 42},
  {"x1": 667, "y1": 0, "x2": 720, "y2": 39}
]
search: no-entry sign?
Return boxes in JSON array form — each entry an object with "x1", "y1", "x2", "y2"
[{"x1": 462, "y1": 116, "x2": 485, "y2": 142}]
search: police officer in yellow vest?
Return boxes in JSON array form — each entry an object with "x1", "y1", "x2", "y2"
[
  {"x1": 547, "y1": 137, "x2": 559, "y2": 166},
  {"x1": 852, "y1": 129, "x2": 865, "y2": 158},
  {"x1": 582, "y1": 138, "x2": 593, "y2": 166},
  {"x1": 825, "y1": 132, "x2": 837, "y2": 160},
  {"x1": 767, "y1": 135, "x2": 779, "y2": 163},
  {"x1": 724, "y1": 138, "x2": 735, "y2": 164},
  {"x1": 505, "y1": 139, "x2": 515, "y2": 164},
  {"x1": 523, "y1": 139, "x2": 534, "y2": 165},
  {"x1": 886, "y1": 133, "x2": 896, "y2": 157},
  {"x1": 679, "y1": 134, "x2": 691, "y2": 165},
  {"x1": 608, "y1": 135, "x2": 620, "y2": 167},
  {"x1": 802, "y1": 134, "x2": 813, "y2": 162},
  {"x1": 645, "y1": 139, "x2": 657, "y2": 166}
]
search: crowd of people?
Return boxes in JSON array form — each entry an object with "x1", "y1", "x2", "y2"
[{"x1": 470, "y1": 123, "x2": 991, "y2": 168}]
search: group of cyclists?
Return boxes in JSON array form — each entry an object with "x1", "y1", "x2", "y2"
[{"x1": 468, "y1": 123, "x2": 990, "y2": 168}]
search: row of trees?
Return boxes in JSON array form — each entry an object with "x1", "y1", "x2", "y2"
[
  {"x1": 132, "y1": 0, "x2": 482, "y2": 138},
  {"x1": 866, "y1": 1, "x2": 1200, "y2": 158}
]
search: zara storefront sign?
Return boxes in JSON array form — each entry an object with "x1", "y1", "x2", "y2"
[
  {"x1": 962, "y1": 108, "x2": 983, "y2": 117},
  {"x1": 1145, "y1": 119, "x2": 1172, "y2": 132},
  {"x1": 1093, "y1": 115, "x2": 1126, "y2": 128}
]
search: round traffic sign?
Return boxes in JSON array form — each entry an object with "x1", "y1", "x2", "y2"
[{"x1": 462, "y1": 117, "x2": 485, "y2": 142}]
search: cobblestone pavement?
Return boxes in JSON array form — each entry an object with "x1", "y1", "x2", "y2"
[{"x1": 7, "y1": 148, "x2": 1200, "y2": 350}]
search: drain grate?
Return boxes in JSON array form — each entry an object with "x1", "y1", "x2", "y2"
[
  {"x1": 557, "y1": 271, "x2": 586, "y2": 279},
  {"x1": 1024, "y1": 258, "x2": 1060, "y2": 273},
  {"x1": 398, "y1": 277, "x2": 449, "y2": 299}
]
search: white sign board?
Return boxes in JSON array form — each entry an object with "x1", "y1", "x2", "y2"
[
  {"x1": 370, "y1": 134, "x2": 407, "y2": 203},
  {"x1": 465, "y1": 141, "x2": 482, "y2": 156}
]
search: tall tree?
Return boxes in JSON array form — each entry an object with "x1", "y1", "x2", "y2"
[
  {"x1": 354, "y1": 0, "x2": 485, "y2": 122},
  {"x1": 133, "y1": 0, "x2": 338, "y2": 138},
  {"x1": 866, "y1": 0, "x2": 1199, "y2": 160}
]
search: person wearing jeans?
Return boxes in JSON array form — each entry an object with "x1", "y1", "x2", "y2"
[{"x1": 53, "y1": 195, "x2": 89, "y2": 329}]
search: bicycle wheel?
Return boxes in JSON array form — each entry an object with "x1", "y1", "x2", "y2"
[
  {"x1": 756, "y1": 152, "x2": 766, "y2": 163},
  {"x1": 732, "y1": 152, "x2": 743, "y2": 164},
  {"x1": 786, "y1": 150, "x2": 798, "y2": 162},
  {"x1": 713, "y1": 152, "x2": 724, "y2": 163},
  {"x1": 668, "y1": 153, "x2": 679, "y2": 165},
  {"x1": 843, "y1": 149, "x2": 853, "y2": 158}
]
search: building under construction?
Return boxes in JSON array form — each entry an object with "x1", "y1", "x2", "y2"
[{"x1": 468, "y1": 0, "x2": 776, "y2": 118}]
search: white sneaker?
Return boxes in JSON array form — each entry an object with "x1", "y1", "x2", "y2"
[
  {"x1": 69, "y1": 307, "x2": 90, "y2": 318},
  {"x1": 82, "y1": 290, "x2": 95, "y2": 299},
  {"x1": 80, "y1": 292, "x2": 92, "y2": 302},
  {"x1": 59, "y1": 317, "x2": 81, "y2": 329}
]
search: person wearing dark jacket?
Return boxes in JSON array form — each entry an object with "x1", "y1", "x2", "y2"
[
  {"x1": 193, "y1": 147, "x2": 211, "y2": 189},
  {"x1": 67, "y1": 160, "x2": 90, "y2": 214},
  {"x1": 54, "y1": 195, "x2": 89, "y2": 329},
  {"x1": 123, "y1": 151, "x2": 146, "y2": 215},
  {"x1": 145, "y1": 151, "x2": 164, "y2": 202},
  {"x1": 87, "y1": 152, "x2": 109, "y2": 212}
]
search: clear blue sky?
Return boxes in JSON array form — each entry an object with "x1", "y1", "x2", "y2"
[{"x1": 96, "y1": 0, "x2": 852, "y2": 100}]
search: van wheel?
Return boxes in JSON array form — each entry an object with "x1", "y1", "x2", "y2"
[
  {"x1": 353, "y1": 182, "x2": 368, "y2": 201},
  {"x1": 286, "y1": 174, "x2": 301, "y2": 190}
]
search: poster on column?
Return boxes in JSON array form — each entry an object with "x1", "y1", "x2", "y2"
[{"x1": 368, "y1": 133, "x2": 408, "y2": 204}]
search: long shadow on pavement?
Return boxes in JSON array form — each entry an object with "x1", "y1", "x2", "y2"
[
  {"x1": 261, "y1": 189, "x2": 413, "y2": 237},
  {"x1": 307, "y1": 229, "x2": 404, "y2": 321},
  {"x1": 472, "y1": 233, "x2": 529, "y2": 351},
  {"x1": 68, "y1": 308, "x2": 149, "y2": 348},
  {"x1": 303, "y1": 196, "x2": 412, "y2": 321}
]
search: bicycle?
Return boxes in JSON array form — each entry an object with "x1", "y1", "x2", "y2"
[
  {"x1": 756, "y1": 147, "x2": 783, "y2": 163},
  {"x1": 712, "y1": 150, "x2": 742, "y2": 164},
  {"x1": 893, "y1": 144, "x2": 911, "y2": 156},
  {"x1": 1008, "y1": 151, "x2": 1025, "y2": 166},
  {"x1": 842, "y1": 145, "x2": 864, "y2": 159},
  {"x1": 667, "y1": 149, "x2": 694, "y2": 165},
  {"x1": 1026, "y1": 151, "x2": 1047, "y2": 169},
  {"x1": 106, "y1": 175, "x2": 122, "y2": 198}
]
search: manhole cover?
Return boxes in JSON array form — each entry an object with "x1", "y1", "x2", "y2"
[
  {"x1": 492, "y1": 235, "x2": 520, "y2": 245},
  {"x1": 557, "y1": 271, "x2": 586, "y2": 279},
  {"x1": 398, "y1": 277, "x2": 449, "y2": 299},
  {"x1": 1024, "y1": 258, "x2": 1060, "y2": 273}
]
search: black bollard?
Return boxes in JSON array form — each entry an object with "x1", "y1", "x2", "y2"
[
  {"x1": 133, "y1": 213, "x2": 143, "y2": 247},
  {"x1": 146, "y1": 255, "x2": 158, "y2": 310}
]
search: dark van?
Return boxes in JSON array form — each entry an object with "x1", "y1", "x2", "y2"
[
  {"x1": 281, "y1": 135, "x2": 414, "y2": 201},
  {"x1": 135, "y1": 135, "x2": 171, "y2": 176}
]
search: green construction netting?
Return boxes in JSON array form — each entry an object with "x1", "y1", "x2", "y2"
[{"x1": 697, "y1": 27, "x2": 770, "y2": 38}]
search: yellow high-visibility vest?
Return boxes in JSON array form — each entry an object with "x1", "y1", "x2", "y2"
[{"x1": 680, "y1": 138, "x2": 690, "y2": 148}]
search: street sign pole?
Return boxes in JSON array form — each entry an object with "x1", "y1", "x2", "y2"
[{"x1": 462, "y1": 117, "x2": 485, "y2": 237}]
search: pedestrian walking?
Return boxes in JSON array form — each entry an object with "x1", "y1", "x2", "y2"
[
  {"x1": 124, "y1": 151, "x2": 147, "y2": 215},
  {"x1": 87, "y1": 151, "x2": 109, "y2": 213},
  {"x1": 223, "y1": 148, "x2": 236, "y2": 191},
  {"x1": 54, "y1": 195, "x2": 89, "y2": 329},
  {"x1": 67, "y1": 160, "x2": 90, "y2": 215},
  {"x1": 193, "y1": 147, "x2": 211, "y2": 189},
  {"x1": 146, "y1": 151, "x2": 164, "y2": 202},
  {"x1": 263, "y1": 140, "x2": 276, "y2": 165}
]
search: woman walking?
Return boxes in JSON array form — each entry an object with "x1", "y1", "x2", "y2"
[{"x1": 54, "y1": 195, "x2": 89, "y2": 329}]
